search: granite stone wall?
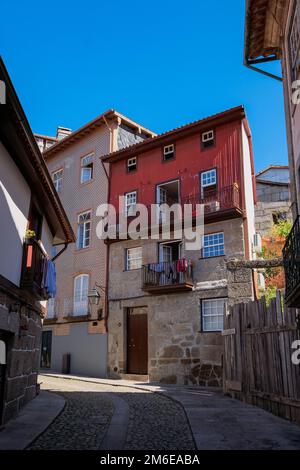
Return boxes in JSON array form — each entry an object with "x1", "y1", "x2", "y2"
[{"x1": 0, "y1": 297, "x2": 42, "y2": 424}]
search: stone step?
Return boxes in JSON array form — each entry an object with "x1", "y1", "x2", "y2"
[{"x1": 120, "y1": 374, "x2": 149, "y2": 382}]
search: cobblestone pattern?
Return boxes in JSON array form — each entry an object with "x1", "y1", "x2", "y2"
[
  {"x1": 27, "y1": 377, "x2": 195, "y2": 450},
  {"x1": 118, "y1": 389, "x2": 195, "y2": 450},
  {"x1": 28, "y1": 391, "x2": 114, "y2": 450}
]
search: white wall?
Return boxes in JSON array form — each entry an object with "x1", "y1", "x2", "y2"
[
  {"x1": 0, "y1": 140, "x2": 31, "y2": 285},
  {"x1": 241, "y1": 125, "x2": 256, "y2": 259}
]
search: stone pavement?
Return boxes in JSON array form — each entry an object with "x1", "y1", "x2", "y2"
[
  {"x1": 28, "y1": 375, "x2": 195, "y2": 450},
  {"x1": 2, "y1": 372, "x2": 300, "y2": 450},
  {"x1": 0, "y1": 391, "x2": 65, "y2": 450},
  {"x1": 40, "y1": 373, "x2": 300, "y2": 450}
]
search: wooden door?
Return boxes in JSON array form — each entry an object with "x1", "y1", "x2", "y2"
[
  {"x1": 127, "y1": 308, "x2": 148, "y2": 374},
  {"x1": 40, "y1": 331, "x2": 52, "y2": 368}
]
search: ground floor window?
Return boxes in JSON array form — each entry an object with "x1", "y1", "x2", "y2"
[{"x1": 201, "y1": 298, "x2": 227, "y2": 332}]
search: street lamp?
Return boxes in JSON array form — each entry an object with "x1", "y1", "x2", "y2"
[{"x1": 87, "y1": 285, "x2": 101, "y2": 306}]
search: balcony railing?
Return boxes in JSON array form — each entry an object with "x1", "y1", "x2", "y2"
[
  {"x1": 142, "y1": 259, "x2": 193, "y2": 293},
  {"x1": 181, "y1": 184, "x2": 241, "y2": 215},
  {"x1": 20, "y1": 239, "x2": 48, "y2": 300},
  {"x1": 63, "y1": 297, "x2": 89, "y2": 317},
  {"x1": 283, "y1": 216, "x2": 300, "y2": 307}
]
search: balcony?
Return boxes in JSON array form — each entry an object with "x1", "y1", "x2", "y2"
[
  {"x1": 63, "y1": 297, "x2": 90, "y2": 320},
  {"x1": 20, "y1": 239, "x2": 48, "y2": 300},
  {"x1": 283, "y1": 216, "x2": 300, "y2": 307},
  {"x1": 142, "y1": 259, "x2": 193, "y2": 294},
  {"x1": 181, "y1": 184, "x2": 242, "y2": 222}
]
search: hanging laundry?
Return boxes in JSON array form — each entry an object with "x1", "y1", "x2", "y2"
[
  {"x1": 44, "y1": 260, "x2": 57, "y2": 298},
  {"x1": 176, "y1": 258, "x2": 188, "y2": 273}
]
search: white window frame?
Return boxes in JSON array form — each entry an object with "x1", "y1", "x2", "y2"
[
  {"x1": 126, "y1": 247, "x2": 142, "y2": 270},
  {"x1": 77, "y1": 211, "x2": 91, "y2": 249},
  {"x1": 80, "y1": 153, "x2": 94, "y2": 184},
  {"x1": 52, "y1": 169, "x2": 63, "y2": 193},
  {"x1": 201, "y1": 169, "x2": 217, "y2": 188},
  {"x1": 202, "y1": 298, "x2": 227, "y2": 332},
  {"x1": 125, "y1": 191, "x2": 137, "y2": 216},
  {"x1": 163, "y1": 144, "x2": 175, "y2": 160},
  {"x1": 127, "y1": 157, "x2": 137, "y2": 172},
  {"x1": 202, "y1": 130, "x2": 214, "y2": 143},
  {"x1": 73, "y1": 274, "x2": 89, "y2": 316},
  {"x1": 202, "y1": 232, "x2": 225, "y2": 258}
]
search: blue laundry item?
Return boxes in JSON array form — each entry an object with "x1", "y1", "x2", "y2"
[
  {"x1": 149, "y1": 262, "x2": 165, "y2": 273},
  {"x1": 45, "y1": 260, "x2": 56, "y2": 298}
]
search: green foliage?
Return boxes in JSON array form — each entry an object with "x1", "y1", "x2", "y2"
[
  {"x1": 270, "y1": 219, "x2": 293, "y2": 239},
  {"x1": 25, "y1": 229, "x2": 36, "y2": 239},
  {"x1": 261, "y1": 286, "x2": 277, "y2": 306}
]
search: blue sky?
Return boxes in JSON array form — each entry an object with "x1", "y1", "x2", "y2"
[{"x1": 1, "y1": 0, "x2": 287, "y2": 172}]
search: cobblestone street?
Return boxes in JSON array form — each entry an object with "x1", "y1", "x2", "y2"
[{"x1": 27, "y1": 376, "x2": 195, "y2": 451}]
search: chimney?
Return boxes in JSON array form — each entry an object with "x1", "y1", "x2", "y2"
[{"x1": 56, "y1": 126, "x2": 72, "y2": 140}]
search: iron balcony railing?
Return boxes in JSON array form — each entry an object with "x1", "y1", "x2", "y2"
[
  {"x1": 181, "y1": 184, "x2": 241, "y2": 214},
  {"x1": 283, "y1": 216, "x2": 300, "y2": 305},
  {"x1": 142, "y1": 259, "x2": 193, "y2": 289}
]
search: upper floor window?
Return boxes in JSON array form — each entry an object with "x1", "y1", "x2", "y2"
[
  {"x1": 52, "y1": 169, "x2": 63, "y2": 193},
  {"x1": 201, "y1": 130, "x2": 215, "y2": 149},
  {"x1": 127, "y1": 157, "x2": 137, "y2": 173},
  {"x1": 80, "y1": 154, "x2": 94, "y2": 184},
  {"x1": 288, "y1": 4, "x2": 300, "y2": 82},
  {"x1": 126, "y1": 247, "x2": 142, "y2": 270},
  {"x1": 201, "y1": 298, "x2": 227, "y2": 332},
  {"x1": 125, "y1": 191, "x2": 137, "y2": 216},
  {"x1": 73, "y1": 274, "x2": 89, "y2": 316},
  {"x1": 201, "y1": 169, "x2": 217, "y2": 195},
  {"x1": 77, "y1": 211, "x2": 91, "y2": 249},
  {"x1": 203, "y1": 232, "x2": 224, "y2": 258},
  {"x1": 163, "y1": 144, "x2": 175, "y2": 161}
]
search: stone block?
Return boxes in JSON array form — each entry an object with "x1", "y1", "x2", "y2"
[
  {"x1": 6, "y1": 376, "x2": 28, "y2": 402},
  {"x1": 3, "y1": 399, "x2": 19, "y2": 424},
  {"x1": 24, "y1": 385, "x2": 36, "y2": 404},
  {"x1": 161, "y1": 345, "x2": 183, "y2": 358}
]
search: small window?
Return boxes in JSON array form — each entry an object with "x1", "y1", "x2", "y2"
[
  {"x1": 203, "y1": 232, "x2": 224, "y2": 258},
  {"x1": 163, "y1": 144, "x2": 175, "y2": 161},
  {"x1": 125, "y1": 191, "x2": 137, "y2": 216},
  {"x1": 202, "y1": 298, "x2": 227, "y2": 332},
  {"x1": 201, "y1": 130, "x2": 215, "y2": 148},
  {"x1": 52, "y1": 169, "x2": 63, "y2": 193},
  {"x1": 81, "y1": 154, "x2": 94, "y2": 184},
  {"x1": 77, "y1": 211, "x2": 91, "y2": 249},
  {"x1": 201, "y1": 169, "x2": 217, "y2": 188},
  {"x1": 126, "y1": 247, "x2": 142, "y2": 270},
  {"x1": 127, "y1": 157, "x2": 137, "y2": 172}
]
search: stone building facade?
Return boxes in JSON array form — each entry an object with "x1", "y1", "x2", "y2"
[
  {"x1": 103, "y1": 106, "x2": 256, "y2": 385},
  {"x1": 255, "y1": 165, "x2": 292, "y2": 236},
  {"x1": 37, "y1": 111, "x2": 155, "y2": 377},
  {"x1": 0, "y1": 58, "x2": 74, "y2": 424}
]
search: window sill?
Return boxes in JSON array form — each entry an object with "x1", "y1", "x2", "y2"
[
  {"x1": 80, "y1": 179, "x2": 94, "y2": 187},
  {"x1": 199, "y1": 255, "x2": 225, "y2": 260}
]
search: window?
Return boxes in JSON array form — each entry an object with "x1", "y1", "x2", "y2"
[
  {"x1": 52, "y1": 169, "x2": 63, "y2": 193},
  {"x1": 163, "y1": 144, "x2": 175, "y2": 161},
  {"x1": 288, "y1": 4, "x2": 300, "y2": 82},
  {"x1": 126, "y1": 247, "x2": 142, "y2": 270},
  {"x1": 201, "y1": 298, "x2": 227, "y2": 332},
  {"x1": 201, "y1": 130, "x2": 215, "y2": 148},
  {"x1": 201, "y1": 169, "x2": 217, "y2": 188},
  {"x1": 77, "y1": 211, "x2": 91, "y2": 249},
  {"x1": 203, "y1": 232, "x2": 224, "y2": 258},
  {"x1": 80, "y1": 154, "x2": 94, "y2": 184},
  {"x1": 125, "y1": 191, "x2": 137, "y2": 216},
  {"x1": 73, "y1": 274, "x2": 89, "y2": 316},
  {"x1": 127, "y1": 157, "x2": 137, "y2": 172}
]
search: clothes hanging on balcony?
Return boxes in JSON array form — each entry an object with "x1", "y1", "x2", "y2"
[
  {"x1": 44, "y1": 259, "x2": 57, "y2": 298},
  {"x1": 148, "y1": 262, "x2": 165, "y2": 273},
  {"x1": 176, "y1": 258, "x2": 188, "y2": 273}
]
